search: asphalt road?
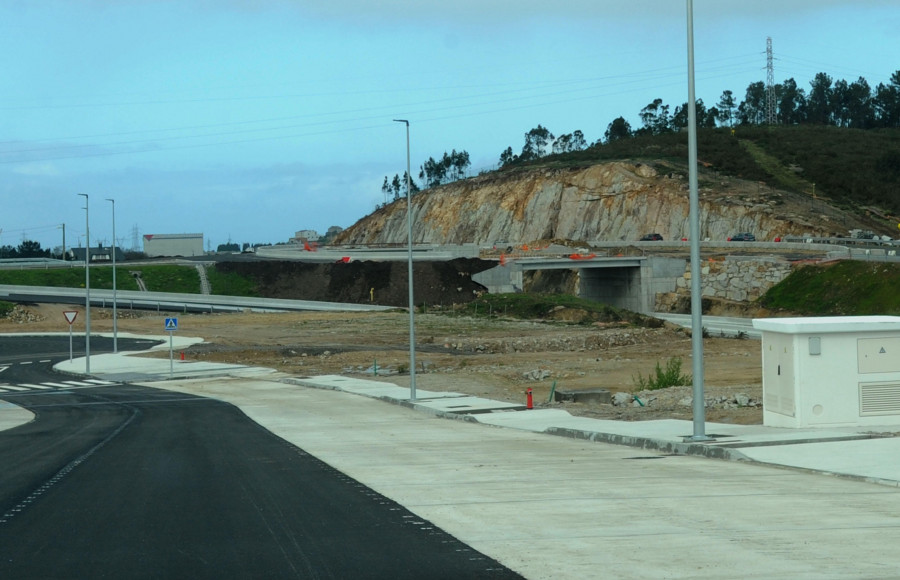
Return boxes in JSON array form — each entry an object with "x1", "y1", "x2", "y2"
[{"x1": 0, "y1": 337, "x2": 520, "y2": 579}]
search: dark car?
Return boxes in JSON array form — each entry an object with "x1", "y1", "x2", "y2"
[
  {"x1": 640, "y1": 233, "x2": 664, "y2": 241},
  {"x1": 729, "y1": 233, "x2": 756, "y2": 242}
]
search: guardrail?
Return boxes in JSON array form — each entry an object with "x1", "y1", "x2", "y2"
[{"x1": 0, "y1": 285, "x2": 394, "y2": 314}]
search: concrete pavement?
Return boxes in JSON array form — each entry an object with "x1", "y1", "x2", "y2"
[{"x1": 6, "y1": 335, "x2": 900, "y2": 577}]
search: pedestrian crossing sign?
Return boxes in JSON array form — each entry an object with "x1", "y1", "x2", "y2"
[{"x1": 165, "y1": 317, "x2": 178, "y2": 331}]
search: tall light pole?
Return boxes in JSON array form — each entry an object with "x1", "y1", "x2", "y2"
[
  {"x1": 685, "y1": 0, "x2": 709, "y2": 441},
  {"x1": 77, "y1": 193, "x2": 91, "y2": 373},
  {"x1": 393, "y1": 119, "x2": 416, "y2": 401},
  {"x1": 106, "y1": 198, "x2": 118, "y2": 353}
]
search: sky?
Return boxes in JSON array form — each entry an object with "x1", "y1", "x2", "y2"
[{"x1": 1, "y1": 0, "x2": 898, "y2": 252}]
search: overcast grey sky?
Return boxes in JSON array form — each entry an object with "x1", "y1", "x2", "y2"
[{"x1": 1, "y1": 1, "x2": 897, "y2": 251}]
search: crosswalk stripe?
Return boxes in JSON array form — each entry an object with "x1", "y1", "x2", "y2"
[{"x1": 0, "y1": 381, "x2": 122, "y2": 393}]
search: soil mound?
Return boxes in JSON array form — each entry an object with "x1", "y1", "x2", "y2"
[{"x1": 215, "y1": 258, "x2": 494, "y2": 307}]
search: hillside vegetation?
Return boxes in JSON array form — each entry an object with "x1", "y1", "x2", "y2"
[
  {"x1": 501, "y1": 126, "x2": 900, "y2": 219},
  {"x1": 759, "y1": 260, "x2": 900, "y2": 315},
  {"x1": 0, "y1": 266, "x2": 201, "y2": 294}
]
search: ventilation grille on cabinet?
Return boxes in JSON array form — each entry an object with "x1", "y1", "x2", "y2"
[{"x1": 859, "y1": 382, "x2": 900, "y2": 416}]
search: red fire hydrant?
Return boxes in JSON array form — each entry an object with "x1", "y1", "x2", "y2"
[{"x1": 526, "y1": 387, "x2": 533, "y2": 410}]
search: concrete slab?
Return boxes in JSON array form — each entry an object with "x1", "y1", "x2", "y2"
[
  {"x1": 412, "y1": 395, "x2": 525, "y2": 414},
  {"x1": 0, "y1": 400, "x2": 33, "y2": 431},
  {"x1": 148, "y1": 375, "x2": 900, "y2": 580},
  {"x1": 288, "y1": 375, "x2": 465, "y2": 400}
]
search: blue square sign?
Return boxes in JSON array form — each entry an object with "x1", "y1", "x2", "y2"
[{"x1": 165, "y1": 317, "x2": 178, "y2": 331}]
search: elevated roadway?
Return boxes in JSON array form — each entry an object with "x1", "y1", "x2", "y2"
[{"x1": 0, "y1": 285, "x2": 393, "y2": 314}]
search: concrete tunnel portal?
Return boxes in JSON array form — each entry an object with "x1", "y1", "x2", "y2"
[{"x1": 472, "y1": 256, "x2": 686, "y2": 314}]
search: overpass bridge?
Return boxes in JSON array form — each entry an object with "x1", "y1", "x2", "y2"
[{"x1": 473, "y1": 256, "x2": 686, "y2": 314}]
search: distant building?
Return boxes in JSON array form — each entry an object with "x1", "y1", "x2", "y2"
[
  {"x1": 291, "y1": 229, "x2": 319, "y2": 243},
  {"x1": 143, "y1": 233, "x2": 204, "y2": 257},
  {"x1": 68, "y1": 246, "x2": 126, "y2": 263}
]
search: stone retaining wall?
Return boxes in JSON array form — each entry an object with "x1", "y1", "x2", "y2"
[{"x1": 657, "y1": 257, "x2": 792, "y2": 309}]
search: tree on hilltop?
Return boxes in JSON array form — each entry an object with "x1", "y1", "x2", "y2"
[
  {"x1": 498, "y1": 146, "x2": 518, "y2": 167},
  {"x1": 672, "y1": 99, "x2": 718, "y2": 129},
  {"x1": 637, "y1": 99, "x2": 672, "y2": 135},
  {"x1": 519, "y1": 124, "x2": 554, "y2": 161},
  {"x1": 552, "y1": 130, "x2": 587, "y2": 154},
  {"x1": 381, "y1": 171, "x2": 420, "y2": 201},
  {"x1": 419, "y1": 149, "x2": 471, "y2": 188},
  {"x1": 716, "y1": 90, "x2": 736, "y2": 127},
  {"x1": 604, "y1": 117, "x2": 632, "y2": 142}
]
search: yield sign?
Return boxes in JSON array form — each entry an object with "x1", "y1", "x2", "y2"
[{"x1": 63, "y1": 311, "x2": 78, "y2": 325}]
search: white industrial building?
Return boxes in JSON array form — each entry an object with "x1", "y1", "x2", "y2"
[
  {"x1": 291, "y1": 230, "x2": 319, "y2": 243},
  {"x1": 143, "y1": 233, "x2": 204, "y2": 257}
]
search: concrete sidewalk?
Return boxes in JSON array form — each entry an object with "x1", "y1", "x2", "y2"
[
  {"x1": 44, "y1": 339, "x2": 900, "y2": 486},
  {"x1": 139, "y1": 373, "x2": 900, "y2": 579},
  {"x1": 287, "y1": 374, "x2": 900, "y2": 486},
  {"x1": 6, "y1": 341, "x2": 900, "y2": 577}
]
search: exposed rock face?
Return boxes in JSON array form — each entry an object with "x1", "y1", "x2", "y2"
[{"x1": 337, "y1": 162, "x2": 856, "y2": 245}]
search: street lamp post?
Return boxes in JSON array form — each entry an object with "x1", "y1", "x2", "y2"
[
  {"x1": 393, "y1": 119, "x2": 416, "y2": 401},
  {"x1": 59, "y1": 223, "x2": 66, "y2": 261},
  {"x1": 685, "y1": 0, "x2": 709, "y2": 441},
  {"x1": 106, "y1": 198, "x2": 118, "y2": 353},
  {"x1": 77, "y1": 193, "x2": 91, "y2": 373}
]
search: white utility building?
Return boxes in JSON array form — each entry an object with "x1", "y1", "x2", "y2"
[
  {"x1": 753, "y1": 316, "x2": 900, "y2": 428},
  {"x1": 143, "y1": 233, "x2": 204, "y2": 257}
]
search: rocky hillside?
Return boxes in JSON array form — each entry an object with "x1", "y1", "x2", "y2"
[{"x1": 336, "y1": 161, "x2": 881, "y2": 245}]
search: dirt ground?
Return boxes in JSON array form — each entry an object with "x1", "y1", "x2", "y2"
[{"x1": 2, "y1": 302, "x2": 764, "y2": 425}]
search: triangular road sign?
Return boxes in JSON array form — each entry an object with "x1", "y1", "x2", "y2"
[{"x1": 63, "y1": 311, "x2": 78, "y2": 324}]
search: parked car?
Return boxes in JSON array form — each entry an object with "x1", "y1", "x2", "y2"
[
  {"x1": 729, "y1": 233, "x2": 756, "y2": 242},
  {"x1": 640, "y1": 233, "x2": 664, "y2": 241}
]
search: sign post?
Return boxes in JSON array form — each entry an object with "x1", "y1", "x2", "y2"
[
  {"x1": 63, "y1": 311, "x2": 78, "y2": 362},
  {"x1": 165, "y1": 317, "x2": 178, "y2": 377}
]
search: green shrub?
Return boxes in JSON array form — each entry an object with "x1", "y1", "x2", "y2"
[
  {"x1": 760, "y1": 261, "x2": 900, "y2": 315},
  {"x1": 633, "y1": 357, "x2": 692, "y2": 391},
  {"x1": 205, "y1": 266, "x2": 258, "y2": 297},
  {"x1": 0, "y1": 301, "x2": 14, "y2": 317}
]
